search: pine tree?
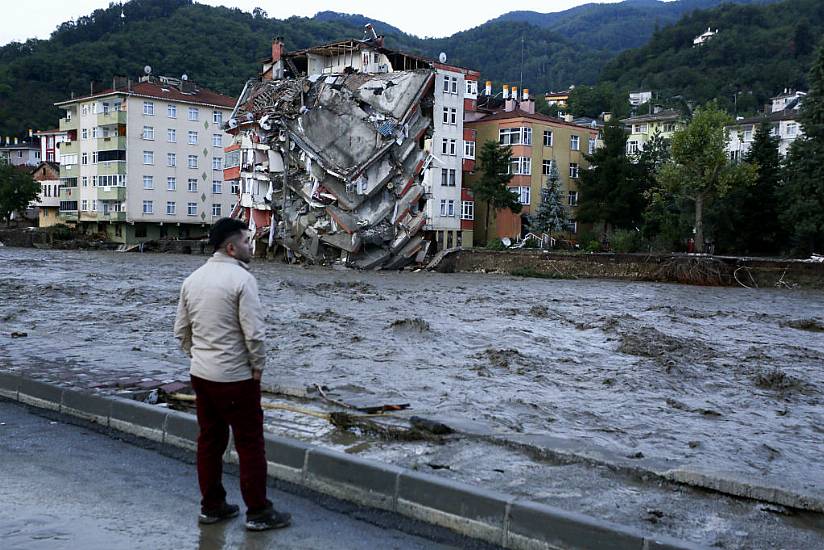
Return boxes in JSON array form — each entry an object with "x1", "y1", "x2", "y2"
[
  {"x1": 782, "y1": 41, "x2": 824, "y2": 255},
  {"x1": 531, "y1": 163, "x2": 567, "y2": 236}
]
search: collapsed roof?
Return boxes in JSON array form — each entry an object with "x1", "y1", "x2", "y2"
[{"x1": 227, "y1": 69, "x2": 435, "y2": 269}]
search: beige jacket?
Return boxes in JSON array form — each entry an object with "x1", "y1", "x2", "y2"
[{"x1": 174, "y1": 252, "x2": 266, "y2": 382}]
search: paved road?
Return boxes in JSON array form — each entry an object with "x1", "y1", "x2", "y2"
[{"x1": 0, "y1": 399, "x2": 481, "y2": 550}]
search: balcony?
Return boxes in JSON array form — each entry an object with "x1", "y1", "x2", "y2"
[
  {"x1": 97, "y1": 136, "x2": 126, "y2": 151},
  {"x1": 99, "y1": 211, "x2": 127, "y2": 222},
  {"x1": 59, "y1": 117, "x2": 78, "y2": 132},
  {"x1": 97, "y1": 187, "x2": 126, "y2": 201},
  {"x1": 60, "y1": 165, "x2": 78, "y2": 178},
  {"x1": 97, "y1": 110, "x2": 127, "y2": 126},
  {"x1": 58, "y1": 186, "x2": 79, "y2": 201},
  {"x1": 58, "y1": 211, "x2": 78, "y2": 222},
  {"x1": 79, "y1": 212, "x2": 98, "y2": 221},
  {"x1": 97, "y1": 161, "x2": 127, "y2": 176},
  {"x1": 59, "y1": 141, "x2": 79, "y2": 156}
]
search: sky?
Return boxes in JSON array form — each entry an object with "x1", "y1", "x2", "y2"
[{"x1": 0, "y1": 0, "x2": 640, "y2": 45}]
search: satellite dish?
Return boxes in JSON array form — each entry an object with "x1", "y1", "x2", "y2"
[
  {"x1": 181, "y1": 74, "x2": 188, "y2": 81},
  {"x1": 438, "y1": 52, "x2": 447, "y2": 63},
  {"x1": 143, "y1": 65, "x2": 152, "y2": 75}
]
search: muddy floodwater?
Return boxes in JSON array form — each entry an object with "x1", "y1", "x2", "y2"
[{"x1": 2, "y1": 248, "x2": 824, "y2": 542}]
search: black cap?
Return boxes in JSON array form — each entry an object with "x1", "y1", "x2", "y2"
[{"x1": 208, "y1": 218, "x2": 248, "y2": 251}]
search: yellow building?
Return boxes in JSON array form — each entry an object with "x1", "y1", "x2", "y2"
[
  {"x1": 621, "y1": 109, "x2": 684, "y2": 157},
  {"x1": 465, "y1": 109, "x2": 598, "y2": 245}
]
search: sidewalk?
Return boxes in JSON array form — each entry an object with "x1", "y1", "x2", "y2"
[{"x1": 0, "y1": 399, "x2": 466, "y2": 550}]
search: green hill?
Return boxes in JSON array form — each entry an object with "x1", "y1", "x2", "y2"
[{"x1": 599, "y1": 0, "x2": 824, "y2": 113}]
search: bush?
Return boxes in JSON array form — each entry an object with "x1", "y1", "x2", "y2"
[
  {"x1": 584, "y1": 240, "x2": 601, "y2": 252},
  {"x1": 610, "y1": 229, "x2": 644, "y2": 253},
  {"x1": 47, "y1": 224, "x2": 74, "y2": 241},
  {"x1": 485, "y1": 239, "x2": 506, "y2": 250}
]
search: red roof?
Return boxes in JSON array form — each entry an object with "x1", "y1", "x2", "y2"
[
  {"x1": 467, "y1": 109, "x2": 599, "y2": 133},
  {"x1": 56, "y1": 79, "x2": 236, "y2": 109}
]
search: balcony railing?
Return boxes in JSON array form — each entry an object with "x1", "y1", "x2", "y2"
[
  {"x1": 99, "y1": 211, "x2": 127, "y2": 222},
  {"x1": 97, "y1": 161, "x2": 127, "y2": 176},
  {"x1": 97, "y1": 110, "x2": 127, "y2": 126},
  {"x1": 97, "y1": 187, "x2": 126, "y2": 201},
  {"x1": 59, "y1": 117, "x2": 78, "y2": 132},
  {"x1": 59, "y1": 141, "x2": 79, "y2": 156},
  {"x1": 59, "y1": 165, "x2": 78, "y2": 178},
  {"x1": 97, "y1": 136, "x2": 126, "y2": 151}
]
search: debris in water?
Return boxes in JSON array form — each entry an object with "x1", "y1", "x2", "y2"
[
  {"x1": 388, "y1": 318, "x2": 430, "y2": 332},
  {"x1": 10, "y1": 331, "x2": 27, "y2": 338},
  {"x1": 410, "y1": 416, "x2": 453, "y2": 435},
  {"x1": 753, "y1": 369, "x2": 803, "y2": 392},
  {"x1": 782, "y1": 319, "x2": 824, "y2": 333}
]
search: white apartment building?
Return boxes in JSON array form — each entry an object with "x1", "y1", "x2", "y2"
[
  {"x1": 54, "y1": 75, "x2": 235, "y2": 243},
  {"x1": 726, "y1": 90, "x2": 806, "y2": 160}
]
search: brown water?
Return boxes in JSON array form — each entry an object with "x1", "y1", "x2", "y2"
[{"x1": 2, "y1": 247, "x2": 823, "y2": 501}]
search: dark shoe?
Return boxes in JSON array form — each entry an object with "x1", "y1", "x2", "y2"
[
  {"x1": 199, "y1": 502, "x2": 240, "y2": 525},
  {"x1": 245, "y1": 507, "x2": 291, "y2": 531}
]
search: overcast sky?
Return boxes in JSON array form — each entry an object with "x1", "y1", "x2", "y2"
[{"x1": 1, "y1": 0, "x2": 642, "y2": 45}]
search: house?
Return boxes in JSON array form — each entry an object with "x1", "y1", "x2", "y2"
[
  {"x1": 621, "y1": 109, "x2": 684, "y2": 157},
  {"x1": 30, "y1": 162, "x2": 61, "y2": 227},
  {"x1": 54, "y1": 74, "x2": 236, "y2": 243},
  {"x1": 0, "y1": 136, "x2": 41, "y2": 167},
  {"x1": 726, "y1": 90, "x2": 806, "y2": 160},
  {"x1": 693, "y1": 27, "x2": 718, "y2": 47}
]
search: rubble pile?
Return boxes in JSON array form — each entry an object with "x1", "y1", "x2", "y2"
[{"x1": 227, "y1": 69, "x2": 435, "y2": 269}]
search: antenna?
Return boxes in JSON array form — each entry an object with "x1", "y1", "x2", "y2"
[
  {"x1": 181, "y1": 74, "x2": 188, "y2": 81},
  {"x1": 144, "y1": 65, "x2": 152, "y2": 75},
  {"x1": 519, "y1": 33, "x2": 525, "y2": 94},
  {"x1": 438, "y1": 52, "x2": 447, "y2": 64}
]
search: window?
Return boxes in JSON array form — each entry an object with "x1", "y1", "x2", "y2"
[
  {"x1": 187, "y1": 202, "x2": 197, "y2": 216},
  {"x1": 543, "y1": 130, "x2": 553, "y2": 147},
  {"x1": 441, "y1": 168, "x2": 448, "y2": 186},
  {"x1": 542, "y1": 159, "x2": 555, "y2": 175},
  {"x1": 568, "y1": 191, "x2": 578, "y2": 206},
  {"x1": 461, "y1": 200, "x2": 474, "y2": 220},
  {"x1": 91, "y1": 200, "x2": 96, "y2": 212},
  {"x1": 143, "y1": 176, "x2": 154, "y2": 190},
  {"x1": 570, "y1": 135, "x2": 580, "y2": 151},
  {"x1": 167, "y1": 104, "x2": 177, "y2": 118},
  {"x1": 442, "y1": 76, "x2": 450, "y2": 93},
  {"x1": 167, "y1": 128, "x2": 177, "y2": 143},
  {"x1": 211, "y1": 203, "x2": 221, "y2": 217},
  {"x1": 634, "y1": 124, "x2": 648, "y2": 134},
  {"x1": 446, "y1": 199, "x2": 455, "y2": 217},
  {"x1": 81, "y1": 105, "x2": 88, "y2": 116},
  {"x1": 509, "y1": 157, "x2": 531, "y2": 175},
  {"x1": 499, "y1": 127, "x2": 531, "y2": 146},
  {"x1": 167, "y1": 152, "x2": 176, "y2": 167},
  {"x1": 743, "y1": 128, "x2": 753, "y2": 142},
  {"x1": 569, "y1": 163, "x2": 580, "y2": 179},
  {"x1": 167, "y1": 177, "x2": 176, "y2": 191},
  {"x1": 230, "y1": 181, "x2": 240, "y2": 194},
  {"x1": 188, "y1": 178, "x2": 198, "y2": 192},
  {"x1": 188, "y1": 155, "x2": 198, "y2": 169},
  {"x1": 513, "y1": 186, "x2": 531, "y2": 205},
  {"x1": 439, "y1": 199, "x2": 447, "y2": 216},
  {"x1": 464, "y1": 140, "x2": 475, "y2": 159},
  {"x1": 663, "y1": 123, "x2": 676, "y2": 133},
  {"x1": 143, "y1": 200, "x2": 153, "y2": 214},
  {"x1": 212, "y1": 180, "x2": 222, "y2": 194},
  {"x1": 166, "y1": 201, "x2": 176, "y2": 215},
  {"x1": 212, "y1": 134, "x2": 222, "y2": 147},
  {"x1": 188, "y1": 107, "x2": 199, "y2": 121},
  {"x1": 449, "y1": 169, "x2": 456, "y2": 186},
  {"x1": 213, "y1": 111, "x2": 222, "y2": 124},
  {"x1": 465, "y1": 80, "x2": 478, "y2": 96},
  {"x1": 588, "y1": 138, "x2": 596, "y2": 154},
  {"x1": 568, "y1": 220, "x2": 578, "y2": 234},
  {"x1": 787, "y1": 122, "x2": 797, "y2": 137},
  {"x1": 212, "y1": 157, "x2": 222, "y2": 171},
  {"x1": 627, "y1": 141, "x2": 639, "y2": 155},
  {"x1": 91, "y1": 127, "x2": 98, "y2": 139},
  {"x1": 441, "y1": 138, "x2": 457, "y2": 156},
  {"x1": 91, "y1": 176, "x2": 97, "y2": 187},
  {"x1": 188, "y1": 131, "x2": 198, "y2": 145},
  {"x1": 81, "y1": 199, "x2": 88, "y2": 211},
  {"x1": 82, "y1": 176, "x2": 88, "y2": 187},
  {"x1": 91, "y1": 151, "x2": 97, "y2": 164},
  {"x1": 451, "y1": 77, "x2": 458, "y2": 94},
  {"x1": 143, "y1": 151, "x2": 154, "y2": 165},
  {"x1": 81, "y1": 153, "x2": 88, "y2": 165},
  {"x1": 82, "y1": 128, "x2": 88, "y2": 140},
  {"x1": 441, "y1": 107, "x2": 457, "y2": 125},
  {"x1": 143, "y1": 101, "x2": 154, "y2": 116},
  {"x1": 142, "y1": 126, "x2": 154, "y2": 140}
]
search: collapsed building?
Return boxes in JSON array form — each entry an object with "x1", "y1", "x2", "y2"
[{"x1": 224, "y1": 30, "x2": 443, "y2": 269}]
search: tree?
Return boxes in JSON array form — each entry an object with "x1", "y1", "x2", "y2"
[
  {"x1": 577, "y1": 119, "x2": 644, "y2": 231},
  {"x1": 654, "y1": 102, "x2": 757, "y2": 252},
  {"x1": 530, "y1": 163, "x2": 567, "y2": 236},
  {"x1": 709, "y1": 122, "x2": 784, "y2": 254},
  {"x1": 472, "y1": 140, "x2": 522, "y2": 239},
  {"x1": 0, "y1": 163, "x2": 40, "y2": 226},
  {"x1": 782, "y1": 41, "x2": 824, "y2": 255}
]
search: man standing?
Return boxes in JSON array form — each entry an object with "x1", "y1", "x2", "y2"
[{"x1": 174, "y1": 218, "x2": 291, "y2": 531}]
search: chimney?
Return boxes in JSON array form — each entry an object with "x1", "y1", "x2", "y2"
[
  {"x1": 485, "y1": 81, "x2": 492, "y2": 96},
  {"x1": 28, "y1": 129, "x2": 33, "y2": 138},
  {"x1": 502, "y1": 84, "x2": 510, "y2": 99},
  {"x1": 564, "y1": 114, "x2": 573, "y2": 123},
  {"x1": 522, "y1": 88, "x2": 529, "y2": 101},
  {"x1": 512, "y1": 86, "x2": 518, "y2": 102},
  {"x1": 15, "y1": 137, "x2": 19, "y2": 144},
  {"x1": 603, "y1": 112, "x2": 612, "y2": 122},
  {"x1": 271, "y1": 36, "x2": 284, "y2": 63}
]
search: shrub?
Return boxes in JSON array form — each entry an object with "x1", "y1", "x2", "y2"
[
  {"x1": 485, "y1": 238, "x2": 506, "y2": 250},
  {"x1": 610, "y1": 229, "x2": 644, "y2": 253}
]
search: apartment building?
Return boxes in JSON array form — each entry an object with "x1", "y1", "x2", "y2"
[
  {"x1": 54, "y1": 75, "x2": 236, "y2": 243},
  {"x1": 34, "y1": 128, "x2": 69, "y2": 163},
  {"x1": 621, "y1": 109, "x2": 684, "y2": 157},
  {"x1": 726, "y1": 89, "x2": 806, "y2": 160},
  {"x1": 465, "y1": 90, "x2": 598, "y2": 244}
]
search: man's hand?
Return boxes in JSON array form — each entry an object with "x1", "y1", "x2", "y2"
[{"x1": 252, "y1": 369, "x2": 262, "y2": 381}]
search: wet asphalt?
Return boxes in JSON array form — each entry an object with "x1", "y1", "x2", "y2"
[{"x1": 0, "y1": 399, "x2": 480, "y2": 550}]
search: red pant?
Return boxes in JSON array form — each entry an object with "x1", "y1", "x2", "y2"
[{"x1": 190, "y1": 375, "x2": 271, "y2": 513}]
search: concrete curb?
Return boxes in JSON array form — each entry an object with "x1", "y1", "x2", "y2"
[{"x1": 0, "y1": 374, "x2": 703, "y2": 550}]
